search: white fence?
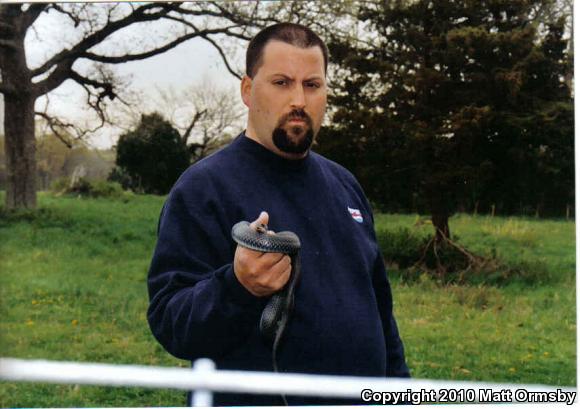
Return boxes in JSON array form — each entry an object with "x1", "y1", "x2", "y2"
[{"x1": 0, "y1": 357, "x2": 576, "y2": 406}]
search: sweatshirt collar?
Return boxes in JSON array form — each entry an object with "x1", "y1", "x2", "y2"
[{"x1": 234, "y1": 131, "x2": 311, "y2": 172}]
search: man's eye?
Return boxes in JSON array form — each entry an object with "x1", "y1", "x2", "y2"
[
  {"x1": 274, "y1": 80, "x2": 288, "y2": 86},
  {"x1": 305, "y1": 82, "x2": 320, "y2": 88}
]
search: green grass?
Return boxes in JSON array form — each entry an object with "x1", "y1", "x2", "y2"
[
  {"x1": 0, "y1": 194, "x2": 186, "y2": 407},
  {"x1": 375, "y1": 213, "x2": 576, "y2": 385},
  {"x1": 0, "y1": 194, "x2": 576, "y2": 406}
]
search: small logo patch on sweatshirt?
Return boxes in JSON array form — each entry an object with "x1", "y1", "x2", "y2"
[{"x1": 347, "y1": 206, "x2": 363, "y2": 223}]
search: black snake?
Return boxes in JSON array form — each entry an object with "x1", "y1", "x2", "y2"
[{"x1": 231, "y1": 220, "x2": 301, "y2": 404}]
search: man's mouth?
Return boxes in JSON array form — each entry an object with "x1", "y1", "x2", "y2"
[
  {"x1": 279, "y1": 110, "x2": 312, "y2": 129},
  {"x1": 287, "y1": 114, "x2": 308, "y2": 123}
]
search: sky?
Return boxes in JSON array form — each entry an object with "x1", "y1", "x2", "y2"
[{"x1": 1, "y1": 3, "x2": 246, "y2": 149}]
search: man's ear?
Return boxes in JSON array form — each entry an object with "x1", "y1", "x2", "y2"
[{"x1": 241, "y1": 75, "x2": 252, "y2": 108}]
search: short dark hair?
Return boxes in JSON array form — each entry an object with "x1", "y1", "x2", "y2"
[{"x1": 246, "y1": 23, "x2": 328, "y2": 78}]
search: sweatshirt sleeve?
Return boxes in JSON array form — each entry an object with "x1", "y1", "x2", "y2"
[
  {"x1": 147, "y1": 178, "x2": 264, "y2": 361},
  {"x1": 371, "y1": 250, "x2": 411, "y2": 378}
]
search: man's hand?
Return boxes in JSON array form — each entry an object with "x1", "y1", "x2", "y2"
[{"x1": 233, "y1": 211, "x2": 292, "y2": 297}]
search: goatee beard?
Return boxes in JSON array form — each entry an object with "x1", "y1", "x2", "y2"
[
  {"x1": 272, "y1": 127, "x2": 314, "y2": 154},
  {"x1": 272, "y1": 110, "x2": 315, "y2": 154}
]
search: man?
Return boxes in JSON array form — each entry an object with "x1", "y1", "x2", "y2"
[{"x1": 147, "y1": 22, "x2": 410, "y2": 406}]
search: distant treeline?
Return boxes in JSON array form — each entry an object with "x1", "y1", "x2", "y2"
[{"x1": 0, "y1": 134, "x2": 114, "y2": 192}]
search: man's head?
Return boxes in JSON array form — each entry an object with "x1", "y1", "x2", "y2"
[{"x1": 241, "y1": 23, "x2": 328, "y2": 159}]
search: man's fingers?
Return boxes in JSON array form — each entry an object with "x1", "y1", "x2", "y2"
[
  {"x1": 267, "y1": 254, "x2": 291, "y2": 277},
  {"x1": 259, "y1": 252, "x2": 288, "y2": 268},
  {"x1": 238, "y1": 247, "x2": 289, "y2": 270},
  {"x1": 234, "y1": 246, "x2": 293, "y2": 295},
  {"x1": 272, "y1": 263, "x2": 292, "y2": 290},
  {"x1": 256, "y1": 257, "x2": 291, "y2": 291}
]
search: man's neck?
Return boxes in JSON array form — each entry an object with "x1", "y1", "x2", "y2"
[{"x1": 244, "y1": 128, "x2": 308, "y2": 160}]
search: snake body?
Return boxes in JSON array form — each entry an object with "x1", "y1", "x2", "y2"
[
  {"x1": 231, "y1": 220, "x2": 301, "y2": 405},
  {"x1": 231, "y1": 221, "x2": 301, "y2": 343}
]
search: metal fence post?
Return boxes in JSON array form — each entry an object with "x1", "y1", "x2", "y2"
[{"x1": 191, "y1": 358, "x2": 216, "y2": 407}]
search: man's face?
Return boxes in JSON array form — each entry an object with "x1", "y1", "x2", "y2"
[{"x1": 241, "y1": 40, "x2": 327, "y2": 158}]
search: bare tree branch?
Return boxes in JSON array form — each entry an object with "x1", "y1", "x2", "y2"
[
  {"x1": 70, "y1": 70, "x2": 113, "y2": 93},
  {"x1": 20, "y1": 3, "x2": 47, "y2": 30},
  {"x1": 49, "y1": 4, "x2": 81, "y2": 27},
  {"x1": 200, "y1": 34, "x2": 243, "y2": 79},
  {"x1": 162, "y1": 3, "x2": 235, "y2": 21},
  {"x1": 160, "y1": 14, "x2": 201, "y2": 31},
  {"x1": 164, "y1": 2, "x2": 266, "y2": 40},
  {"x1": 181, "y1": 109, "x2": 207, "y2": 144},
  {"x1": 155, "y1": 82, "x2": 244, "y2": 161},
  {"x1": 31, "y1": 5, "x2": 185, "y2": 96},
  {"x1": 31, "y1": 60, "x2": 74, "y2": 97},
  {"x1": 35, "y1": 111, "x2": 74, "y2": 148},
  {"x1": 69, "y1": 69, "x2": 117, "y2": 108},
  {"x1": 208, "y1": 2, "x2": 273, "y2": 27},
  {"x1": 27, "y1": 1, "x2": 254, "y2": 89},
  {"x1": 35, "y1": 100, "x2": 107, "y2": 148},
  {"x1": 29, "y1": 3, "x2": 168, "y2": 77},
  {"x1": 80, "y1": 25, "x2": 240, "y2": 64}
]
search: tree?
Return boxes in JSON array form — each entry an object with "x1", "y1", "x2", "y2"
[
  {"x1": 0, "y1": 0, "x2": 367, "y2": 209},
  {"x1": 153, "y1": 83, "x2": 245, "y2": 162},
  {"x1": 318, "y1": 0, "x2": 573, "y2": 240},
  {"x1": 112, "y1": 113, "x2": 190, "y2": 195},
  {"x1": 0, "y1": 2, "x2": 270, "y2": 209}
]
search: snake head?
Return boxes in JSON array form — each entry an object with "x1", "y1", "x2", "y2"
[{"x1": 256, "y1": 223, "x2": 268, "y2": 234}]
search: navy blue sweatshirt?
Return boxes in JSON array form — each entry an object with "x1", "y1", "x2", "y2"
[{"x1": 147, "y1": 133, "x2": 410, "y2": 405}]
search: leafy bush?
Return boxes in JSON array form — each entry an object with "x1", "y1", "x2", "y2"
[
  {"x1": 68, "y1": 177, "x2": 92, "y2": 196},
  {"x1": 49, "y1": 177, "x2": 71, "y2": 193},
  {"x1": 59, "y1": 178, "x2": 132, "y2": 200},
  {"x1": 89, "y1": 180, "x2": 125, "y2": 198},
  {"x1": 376, "y1": 227, "x2": 550, "y2": 287},
  {"x1": 108, "y1": 166, "x2": 136, "y2": 192},
  {"x1": 376, "y1": 227, "x2": 430, "y2": 269},
  {"x1": 113, "y1": 113, "x2": 190, "y2": 194}
]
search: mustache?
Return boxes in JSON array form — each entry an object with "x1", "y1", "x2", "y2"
[{"x1": 279, "y1": 109, "x2": 312, "y2": 126}]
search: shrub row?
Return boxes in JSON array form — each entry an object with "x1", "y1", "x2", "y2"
[
  {"x1": 51, "y1": 177, "x2": 133, "y2": 201},
  {"x1": 376, "y1": 227, "x2": 550, "y2": 287}
]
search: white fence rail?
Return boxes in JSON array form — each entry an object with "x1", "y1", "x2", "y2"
[{"x1": 0, "y1": 357, "x2": 576, "y2": 406}]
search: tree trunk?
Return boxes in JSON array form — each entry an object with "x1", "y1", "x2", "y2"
[
  {"x1": 1, "y1": 6, "x2": 37, "y2": 209},
  {"x1": 431, "y1": 212, "x2": 450, "y2": 243},
  {"x1": 4, "y1": 92, "x2": 37, "y2": 209},
  {"x1": 428, "y1": 186, "x2": 451, "y2": 242},
  {"x1": 473, "y1": 200, "x2": 479, "y2": 216}
]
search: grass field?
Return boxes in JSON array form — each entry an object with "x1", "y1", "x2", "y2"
[{"x1": 0, "y1": 193, "x2": 576, "y2": 407}]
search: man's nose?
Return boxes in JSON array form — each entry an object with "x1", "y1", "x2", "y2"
[{"x1": 290, "y1": 84, "x2": 306, "y2": 109}]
